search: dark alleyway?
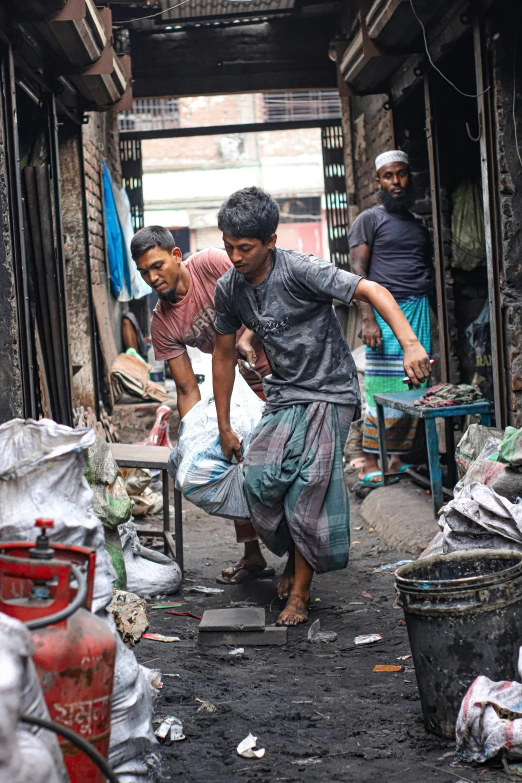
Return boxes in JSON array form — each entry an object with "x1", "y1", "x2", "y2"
[{"x1": 135, "y1": 494, "x2": 502, "y2": 783}]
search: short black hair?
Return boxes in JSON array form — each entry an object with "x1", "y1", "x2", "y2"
[
  {"x1": 130, "y1": 225, "x2": 175, "y2": 261},
  {"x1": 217, "y1": 186, "x2": 279, "y2": 243}
]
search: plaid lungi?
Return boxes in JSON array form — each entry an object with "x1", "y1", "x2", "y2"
[
  {"x1": 243, "y1": 402, "x2": 354, "y2": 574},
  {"x1": 363, "y1": 296, "x2": 431, "y2": 454}
]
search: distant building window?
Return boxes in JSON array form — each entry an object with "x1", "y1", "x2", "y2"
[
  {"x1": 118, "y1": 99, "x2": 180, "y2": 132},
  {"x1": 277, "y1": 197, "x2": 321, "y2": 223},
  {"x1": 263, "y1": 90, "x2": 341, "y2": 123}
]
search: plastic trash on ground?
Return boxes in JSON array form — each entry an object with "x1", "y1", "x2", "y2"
[
  {"x1": 354, "y1": 634, "x2": 382, "y2": 646},
  {"x1": 107, "y1": 590, "x2": 149, "y2": 647},
  {"x1": 187, "y1": 586, "x2": 224, "y2": 595},
  {"x1": 155, "y1": 716, "x2": 184, "y2": 743},
  {"x1": 307, "y1": 619, "x2": 338, "y2": 644},
  {"x1": 119, "y1": 521, "x2": 182, "y2": 597},
  {"x1": 170, "y1": 370, "x2": 264, "y2": 519},
  {"x1": 237, "y1": 733, "x2": 265, "y2": 759}
]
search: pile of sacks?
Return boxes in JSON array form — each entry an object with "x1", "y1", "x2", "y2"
[
  {"x1": 437, "y1": 424, "x2": 522, "y2": 554},
  {"x1": 0, "y1": 418, "x2": 161, "y2": 782}
]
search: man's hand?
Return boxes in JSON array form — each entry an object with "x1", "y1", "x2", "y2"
[
  {"x1": 236, "y1": 330, "x2": 257, "y2": 375},
  {"x1": 362, "y1": 316, "x2": 382, "y2": 351},
  {"x1": 403, "y1": 340, "x2": 432, "y2": 388},
  {"x1": 219, "y1": 428, "x2": 243, "y2": 462}
]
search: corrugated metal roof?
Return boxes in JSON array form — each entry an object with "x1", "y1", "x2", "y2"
[{"x1": 160, "y1": 0, "x2": 295, "y2": 21}]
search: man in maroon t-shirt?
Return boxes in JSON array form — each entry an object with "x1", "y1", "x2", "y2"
[{"x1": 131, "y1": 225, "x2": 272, "y2": 584}]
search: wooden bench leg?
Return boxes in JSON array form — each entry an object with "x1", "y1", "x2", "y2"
[
  {"x1": 161, "y1": 468, "x2": 176, "y2": 562},
  {"x1": 425, "y1": 418, "x2": 444, "y2": 516},
  {"x1": 174, "y1": 488, "x2": 184, "y2": 575},
  {"x1": 376, "y1": 402, "x2": 389, "y2": 485}
]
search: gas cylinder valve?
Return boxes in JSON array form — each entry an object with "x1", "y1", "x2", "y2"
[{"x1": 30, "y1": 518, "x2": 55, "y2": 560}]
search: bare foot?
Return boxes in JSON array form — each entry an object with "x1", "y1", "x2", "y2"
[
  {"x1": 277, "y1": 552, "x2": 295, "y2": 600},
  {"x1": 276, "y1": 593, "x2": 309, "y2": 626}
]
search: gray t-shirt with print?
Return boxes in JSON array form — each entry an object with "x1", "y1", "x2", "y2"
[{"x1": 214, "y1": 247, "x2": 362, "y2": 412}]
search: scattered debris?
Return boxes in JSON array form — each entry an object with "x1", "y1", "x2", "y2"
[
  {"x1": 162, "y1": 674, "x2": 181, "y2": 678},
  {"x1": 187, "y1": 586, "x2": 224, "y2": 595},
  {"x1": 229, "y1": 648, "x2": 245, "y2": 656},
  {"x1": 237, "y1": 733, "x2": 265, "y2": 759},
  {"x1": 155, "y1": 716, "x2": 185, "y2": 743},
  {"x1": 142, "y1": 633, "x2": 181, "y2": 643},
  {"x1": 166, "y1": 610, "x2": 203, "y2": 620},
  {"x1": 354, "y1": 526, "x2": 363, "y2": 531},
  {"x1": 307, "y1": 619, "x2": 337, "y2": 644},
  {"x1": 374, "y1": 665, "x2": 402, "y2": 673},
  {"x1": 367, "y1": 527, "x2": 374, "y2": 533},
  {"x1": 291, "y1": 758, "x2": 322, "y2": 766},
  {"x1": 362, "y1": 591, "x2": 372, "y2": 599},
  {"x1": 354, "y1": 634, "x2": 382, "y2": 646},
  {"x1": 107, "y1": 589, "x2": 149, "y2": 647},
  {"x1": 398, "y1": 620, "x2": 406, "y2": 626},
  {"x1": 351, "y1": 541, "x2": 361, "y2": 546},
  {"x1": 196, "y1": 699, "x2": 217, "y2": 713},
  {"x1": 397, "y1": 655, "x2": 412, "y2": 661},
  {"x1": 373, "y1": 560, "x2": 413, "y2": 573},
  {"x1": 151, "y1": 603, "x2": 184, "y2": 610}
]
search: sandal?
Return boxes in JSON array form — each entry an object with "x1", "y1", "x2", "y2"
[
  {"x1": 216, "y1": 562, "x2": 275, "y2": 585},
  {"x1": 356, "y1": 471, "x2": 399, "y2": 492}
]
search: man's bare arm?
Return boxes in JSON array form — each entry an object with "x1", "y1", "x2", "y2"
[
  {"x1": 350, "y1": 244, "x2": 382, "y2": 351},
  {"x1": 353, "y1": 279, "x2": 431, "y2": 387},
  {"x1": 167, "y1": 353, "x2": 201, "y2": 419},
  {"x1": 213, "y1": 333, "x2": 243, "y2": 461}
]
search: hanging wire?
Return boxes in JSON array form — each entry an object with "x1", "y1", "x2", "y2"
[
  {"x1": 513, "y1": 26, "x2": 522, "y2": 169},
  {"x1": 409, "y1": 0, "x2": 490, "y2": 98},
  {"x1": 118, "y1": 0, "x2": 192, "y2": 25}
]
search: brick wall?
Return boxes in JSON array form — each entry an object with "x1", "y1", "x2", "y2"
[
  {"x1": 350, "y1": 94, "x2": 394, "y2": 213},
  {"x1": 83, "y1": 113, "x2": 107, "y2": 287}
]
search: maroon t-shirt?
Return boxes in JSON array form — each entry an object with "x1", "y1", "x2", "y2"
[{"x1": 151, "y1": 248, "x2": 269, "y2": 394}]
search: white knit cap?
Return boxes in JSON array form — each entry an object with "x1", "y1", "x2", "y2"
[{"x1": 375, "y1": 150, "x2": 409, "y2": 171}]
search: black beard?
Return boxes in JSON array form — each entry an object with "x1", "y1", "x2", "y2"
[
  {"x1": 158, "y1": 288, "x2": 177, "y2": 303},
  {"x1": 377, "y1": 183, "x2": 416, "y2": 213}
]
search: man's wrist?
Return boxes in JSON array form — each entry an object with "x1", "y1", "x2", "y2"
[{"x1": 400, "y1": 336, "x2": 420, "y2": 349}]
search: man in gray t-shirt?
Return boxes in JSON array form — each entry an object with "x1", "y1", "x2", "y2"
[{"x1": 213, "y1": 186, "x2": 431, "y2": 627}]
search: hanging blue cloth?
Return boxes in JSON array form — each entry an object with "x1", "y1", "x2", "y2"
[
  {"x1": 102, "y1": 161, "x2": 126, "y2": 298},
  {"x1": 102, "y1": 161, "x2": 151, "y2": 301}
]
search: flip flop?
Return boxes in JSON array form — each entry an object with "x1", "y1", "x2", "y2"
[
  {"x1": 395, "y1": 464, "x2": 414, "y2": 476},
  {"x1": 356, "y1": 471, "x2": 399, "y2": 491},
  {"x1": 216, "y1": 563, "x2": 276, "y2": 585}
]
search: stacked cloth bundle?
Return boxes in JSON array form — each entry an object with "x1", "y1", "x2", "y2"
[
  {"x1": 414, "y1": 382, "x2": 484, "y2": 409},
  {"x1": 243, "y1": 401, "x2": 352, "y2": 573}
]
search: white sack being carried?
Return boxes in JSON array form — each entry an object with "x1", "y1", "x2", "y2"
[
  {"x1": 439, "y1": 481, "x2": 522, "y2": 553},
  {"x1": 0, "y1": 613, "x2": 67, "y2": 783},
  {"x1": 456, "y1": 648, "x2": 522, "y2": 763},
  {"x1": 170, "y1": 369, "x2": 265, "y2": 519},
  {"x1": 0, "y1": 419, "x2": 160, "y2": 783},
  {"x1": 119, "y1": 522, "x2": 181, "y2": 597}
]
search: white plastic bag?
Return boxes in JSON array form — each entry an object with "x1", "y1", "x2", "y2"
[
  {"x1": 456, "y1": 647, "x2": 522, "y2": 763},
  {"x1": 170, "y1": 370, "x2": 264, "y2": 519},
  {"x1": 119, "y1": 522, "x2": 181, "y2": 597},
  {"x1": 0, "y1": 613, "x2": 67, "y2": 783}
]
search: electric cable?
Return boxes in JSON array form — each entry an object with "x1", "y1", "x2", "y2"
[
  {"x1": 118, "y1": 0, "x2": 192, "y2": 24},
  {"x1": 19, "y1": 714, "x2": 120, "y2": 783},
  {"x1": 409, "y1": 0, "x2": 490, "y2": 99},
  {"x1": 24, "y1": 564, "x2": 87, "y2": 631}
]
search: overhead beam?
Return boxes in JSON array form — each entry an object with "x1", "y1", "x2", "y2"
[
  {"x1": 120, "y1": 117, "x2": 342, "y2": 141},
  {"x1": 130, "y1": 17, "x2": 338, "y2": 98}
]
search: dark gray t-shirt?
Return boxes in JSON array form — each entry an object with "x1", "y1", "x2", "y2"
[
  {"x1": 214, "y1": 247, "x2": 362, "y2": 412},
  {"x1": 347, "y1": 205, "x2": 433, "y2": 299}
]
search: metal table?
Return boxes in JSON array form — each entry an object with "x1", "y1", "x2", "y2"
[
  {"x1": 109, "y1": 444, "x2": 183, "y2": 574},
  {"x1": 374, "y1": 390, "x2": 491, "y2": 516}
]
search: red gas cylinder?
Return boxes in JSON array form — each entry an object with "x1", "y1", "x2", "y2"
[{"x1": 0, "y1": 519, "x2": 116, "y2": 783}]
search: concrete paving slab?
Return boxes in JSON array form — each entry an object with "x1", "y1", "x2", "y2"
[
  {"x1": 360, "y1": 480, "x2": 440, "y2": 555},
  {"x1": 199, "y1": 607, "x2": 266, "y2": 632},
  {"x1": 197, "y1": 625, "x2": 287, "y2": 646}
]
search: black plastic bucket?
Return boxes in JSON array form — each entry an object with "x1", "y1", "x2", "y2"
[{"x1": 395, "y1": 549, "x2": 522, "y2": 739}]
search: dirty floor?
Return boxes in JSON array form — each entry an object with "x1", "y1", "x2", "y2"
[{"x1": 134, "y1": 496, "x2": 503, "y2": 783}]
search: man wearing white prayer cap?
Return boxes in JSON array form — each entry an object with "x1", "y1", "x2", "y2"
[{"x1": 348, "y1": 149, "x2": 434, "y2": 490}]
